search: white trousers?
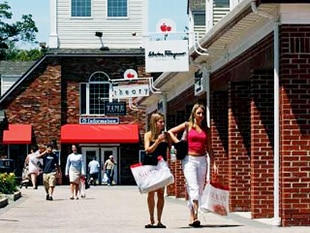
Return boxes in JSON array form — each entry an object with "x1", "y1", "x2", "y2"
[{"x1": 182, "y1": 155, "x2": 207, "y2": 208}]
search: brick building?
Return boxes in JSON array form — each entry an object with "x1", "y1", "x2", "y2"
[
  {"x1": 0, "y1": 0, "x2": 309, "y2": 227},
  {"x1": 139, "y1": 0, "x2": 310, "y2": 227}
]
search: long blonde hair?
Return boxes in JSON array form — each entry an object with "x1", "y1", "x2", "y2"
[
  {"x1": 188, "y1": 103, "x2": 208, "y2": 129},
  {"x1": 149, "y1": 112, "x2": 165, "y2": 141}
]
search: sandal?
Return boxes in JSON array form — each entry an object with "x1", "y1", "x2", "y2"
[
  {"x1": 189, "y1": 219, "x2": 201, "y2": 227},
  {"x1": 156, "y1": 223, "x2": 166, "y2": 228},
  {"x1": 145, "y1": 224, "x2": 156, "y2": 228}
]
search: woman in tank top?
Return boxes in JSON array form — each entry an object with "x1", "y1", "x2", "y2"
[
  {"x1": 143, "y1": 112, "x2": 172, "y2": 228},
  {"x1": 168, "y1": 103, "x2": 214, "y2": 227}
]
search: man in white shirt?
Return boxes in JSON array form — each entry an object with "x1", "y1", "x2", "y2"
[{"x1": 88, "y1": 157, "x2": 100, "y2": 186}]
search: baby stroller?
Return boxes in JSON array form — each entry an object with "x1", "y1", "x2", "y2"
[{"x1": 20, "y1": 165, "x2": 31, "y2": 188}]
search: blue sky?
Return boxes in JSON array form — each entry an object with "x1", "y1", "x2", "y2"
[
  {"x1": 6, "y1": 0, "x2": 50, "y2": 48},
  {"x1": 6, "y1": 0, "x2": 187, "y2": 48}
]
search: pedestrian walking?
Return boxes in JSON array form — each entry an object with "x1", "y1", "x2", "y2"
[
  {"x1": 168, "y1": 103, "x2": 214, "y2": 227},
  {"x1": 104, "y1": 155, "x2": 116, "y2": 186},
  {"x1": 88, "y1": 156, "x2": 100, "y2": 185},
  {"x1": 37, "y1": 144, "x2": 59, "y2": 201},
  {"x1": 65, "y1": 144, "x2": 85, "y2": 200},
  {"x1": 143, "y1": 112, "x2": 173, "y2": 228},
  {"x1": 24, "y1": 145, "x2": 43, "y2": 189}
]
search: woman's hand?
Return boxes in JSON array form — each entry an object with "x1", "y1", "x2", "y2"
[{"x1": 157, "y1": 132, "x2": 167, "y2": 143}]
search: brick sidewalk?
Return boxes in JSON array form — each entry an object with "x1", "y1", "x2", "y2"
[{"x1": 0, "y1": 185, "x2": 308, "y2": 233}]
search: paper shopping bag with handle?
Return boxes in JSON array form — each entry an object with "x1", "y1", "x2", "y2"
[
  {"x1": 200, "y1": 181, "x2": 229, "y2": 216},
  {"x1": 130, "y1": 156, "x2": 174, "y2": 193}
]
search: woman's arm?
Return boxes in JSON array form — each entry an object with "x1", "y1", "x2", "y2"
[
  {"x1": 144, "y1": 131, "x2": 166, "y2": 154},
  {"x1": 65, "y1": 155, "x2": 71, "y2": 176},
  {"x1": 168, "y1": 122, "x2": 187, "y2": 134}
]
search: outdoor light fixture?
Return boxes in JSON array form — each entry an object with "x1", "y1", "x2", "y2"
[
  {"x1": 95, "y1": 31, "x2": 109, "y2": 51},
  {"x1": 95, "y1": 31, "x2": 103, "y2": 37}
]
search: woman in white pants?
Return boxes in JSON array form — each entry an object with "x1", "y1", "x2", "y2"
[{"x1": 169, "y1": 103, "x2": 214, "y2": 227}]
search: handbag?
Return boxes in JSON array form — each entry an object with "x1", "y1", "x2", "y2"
[
  {"x1": 174, "y1": 123, "x2": 188, "y2": 160},
  {"x1": 131, "y1": 157, "x2": 174, "y2": 193},
  {"x1": 200, "y1": 181, "x2": 229, "y2": 216},
  {"x1": 142, "y1": 153, "x2": 158, "y2": 166}
]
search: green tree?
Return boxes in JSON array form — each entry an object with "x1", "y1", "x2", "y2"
[{"x1": 0, "y1": 1, "x2": 39, "y2": 60}]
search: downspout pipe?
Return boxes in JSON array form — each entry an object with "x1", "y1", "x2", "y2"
[{"x1": 251, "y1": 1, "x2": 281, "y2": 226}]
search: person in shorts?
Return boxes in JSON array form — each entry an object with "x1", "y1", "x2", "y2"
[{"x1": 37, "y1": 144, "x2": 59, "y2": 201}]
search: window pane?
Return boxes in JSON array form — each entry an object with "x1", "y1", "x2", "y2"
[
  {"x1": 80, "y1": 83, "x2": 87, "y2": 114},
  {"x1": 89, "y1": 83, "x2": 110, "y2": 114},
  {"x1": 214, "y1": 0, "x2": 229, "y2": 8},
  {"x1": 72, "y1": 0, "x2": 91, "y2": 17},
  {"x1": 107, "y1": 0, "x2": 127, "y2": 17}
]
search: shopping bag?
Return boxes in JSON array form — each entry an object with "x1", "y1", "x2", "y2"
[
  {"x1": 200, "y1": 181, "x2": 229, "y2": 216},
  {"x1": 130, "y1": 157, "x2": 174, "y2": 193}
]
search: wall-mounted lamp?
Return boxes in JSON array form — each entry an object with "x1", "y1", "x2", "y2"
[{"x1": 95, "y1": 31, "x2": 109, "y2": 51}]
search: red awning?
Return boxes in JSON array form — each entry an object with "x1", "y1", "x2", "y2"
[
  {"x1": 3, "y1": 124, "x2": 32, "y2": 144},
  {"x1": 61, "y1": 124, "x2": 140, "y2": 144}
]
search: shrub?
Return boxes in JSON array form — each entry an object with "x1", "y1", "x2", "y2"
[{"x1": 0, "y1": 173, "x2": 18, "y2": 194}]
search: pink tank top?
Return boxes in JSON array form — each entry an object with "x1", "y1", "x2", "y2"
[{"x1": 187, "y1": 128, "x2": 207, "y2": 155}]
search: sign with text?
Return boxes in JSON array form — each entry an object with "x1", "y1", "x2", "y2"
[
  {"x1": 105, "y1": 102, "x2": 126, "y2": 115},
  {"x1": 79, "y1": 117, "x2": 119, "y2": 124},
  {"x1": 145, "y1": 40, "x2": 189, "y2": 72},
  {"x1": 112, "y1": 84, "x2": 150, "y2": 99}
]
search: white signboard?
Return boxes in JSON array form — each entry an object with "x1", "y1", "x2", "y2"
[
  {"x1": 112, "y1": 84, "x2": 150, "y2": 99},
  {"x1": 145, "y1": 40, "x2": 189, "y2": 72}
]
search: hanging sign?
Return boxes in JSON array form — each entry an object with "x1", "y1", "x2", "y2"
[
  {"x1": 123, "y1": 69, "x2": 138, "y2": 80},
  {"x1": 112, "y1": 84, "x2": 150, "y2": 99},
  {"x1": 105, "y1": 102, "x2": 126, "y2": 115},
  {"x1": 145, "y1": 40, "x2": 189, "y2": 72}
]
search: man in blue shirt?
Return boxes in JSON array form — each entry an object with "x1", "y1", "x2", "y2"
[{"x1": 88, "y1": 157, "x2": 100, "y2": 186}]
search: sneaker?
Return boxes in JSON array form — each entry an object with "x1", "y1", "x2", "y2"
[
  {"x1": 46, "y1": 194, "x2": 49, "y2": 200},
  {"x1": 48, "y1": 196, "x2": 53, "y2": 201}
]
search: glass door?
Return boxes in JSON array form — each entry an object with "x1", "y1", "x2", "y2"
[
  {"x1": 101, "y1": 147, "x2": 118, "y2": 184},
  {"x1": 81, "y1": 147, "x2": 99, "y2": 183}
]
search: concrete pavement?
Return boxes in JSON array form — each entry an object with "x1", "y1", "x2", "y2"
[{"x1": 0, "y1": 185, "x2": 309, "y2": 233}]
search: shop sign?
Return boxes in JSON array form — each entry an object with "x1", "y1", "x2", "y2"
[
  {"x1": 112, "y1": 84, "x2": 150, "y2": 99},
  {"x1": 79, "y1": 117, "x2": 119, "y2": 124},
  {"x1": 105, "y1": 102, "x2": 126, "y2": 115},
  {"x1": 145, "y1": 40, "x2": 189, "y2": 72},
  {"x1": 194, "y1": 68, "x2": 207, "y2": 96}
]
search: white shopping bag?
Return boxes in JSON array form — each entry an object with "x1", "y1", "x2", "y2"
[
  {"x1": 130, "y1": 157, "x2": 174, "y2": 193},
  {"x1": 200, "y1": 182, "x2": 229, "y2": 216}
]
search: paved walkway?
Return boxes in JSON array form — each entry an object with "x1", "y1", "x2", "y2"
[{"x1": 0, "y1": 185, "x2": 309, "y2": 233}]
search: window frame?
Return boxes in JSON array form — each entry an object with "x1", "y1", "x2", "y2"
[
  {"x1": 107, "y1": 0, "x2": 128, "y2": 18},
  {"x1": 71, "y1": 0, "x2": 92, "y2": 18},
  {"x1": 80, "y1": 72, "x2": 113, "y2": 115}
]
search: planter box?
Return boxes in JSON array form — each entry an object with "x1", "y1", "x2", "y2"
[
  {"x1": 0, "y1": 197, "x2": 8, "y2": 208},
  {"x1": 7, "y1": 191, "x2": 22, "y2": 201}
]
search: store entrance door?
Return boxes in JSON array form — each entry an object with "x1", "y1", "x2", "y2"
[
  {"x1": 81, "y1": 146, "x2": 118, "y2": 185},
  {"x1": 101, "y1": 147, "x2": 118, "y2": 184}
]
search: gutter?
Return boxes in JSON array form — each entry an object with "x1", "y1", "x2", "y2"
[{"x1": 251, "y1": 0, "x2": 281, "y2": 226}]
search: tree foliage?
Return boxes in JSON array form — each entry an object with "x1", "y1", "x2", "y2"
[{"x1": 0, "y1": 1, "x2": 41, "y2": 60}]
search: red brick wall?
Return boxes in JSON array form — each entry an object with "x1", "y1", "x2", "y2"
[
  {"x1": 228, "y1": 81, "x2": 251, "y2": 211},
  {"x1": 6, "y1": 64, "x2": 62, "y2": 145},
  {"x1": 210, "y1": 91, "x2": 229, "y2": 186},
  {"x1": 250, "y1": 70, "x2": 274, "y2": 218},
  {"x1": 280, "y1": 25, "x2": 310, "y2": 226}
]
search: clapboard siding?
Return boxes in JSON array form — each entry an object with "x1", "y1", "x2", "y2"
[{"x1": 57, "y1": 0, "x2": 144, "y2": 49}]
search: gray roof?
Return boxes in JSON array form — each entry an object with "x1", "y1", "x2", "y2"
[{"x1": 0, "y1": 61, "x2": 36, "y2": 76}]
